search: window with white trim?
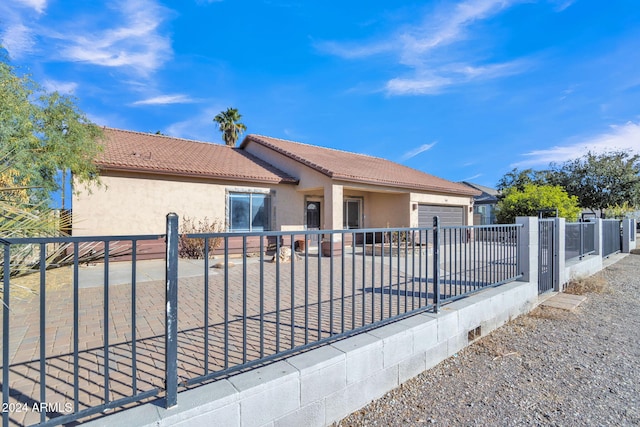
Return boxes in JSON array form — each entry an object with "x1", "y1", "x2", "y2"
[{"x1": 229, "y1": 193, "x2": 271, "y2": 231}]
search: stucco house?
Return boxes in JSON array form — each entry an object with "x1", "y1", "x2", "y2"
[{"x1": 72, "y1": 128, "x2": 479, "y2": 244}]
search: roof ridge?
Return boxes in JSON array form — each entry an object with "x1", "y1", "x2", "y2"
[
  {"x1": 103, "y1": 126, "x2": 228, "y2": 148},
  {"x1": 248, "y1": 134, "x2": 460, "y2": 181},
  {"x1": 248, "y1": 134, "x2": 391, "y2": 161}
]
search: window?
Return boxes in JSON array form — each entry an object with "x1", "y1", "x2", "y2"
[
  {"x1": 229, "y1": 193, "x2": 270, "y2": 231},
  {"x1": 343, "y1": 198, "x2": 362, "y2": 229}
]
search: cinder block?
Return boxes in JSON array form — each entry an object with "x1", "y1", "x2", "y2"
[
  {"x1": 399, "y1": 313, "x2": 437, "y2": 354},
  {"x1": 229, "y1": 361, "x2": 298, "y2": 397},
  {"x1": 368, "y1": 322, "x2": 413, "y2": 368},
  {"x1": 84, "y1": 402, "x2": 161, "y2": 427},
  {"x1": 238, "y1": 377, "x2": 300, "y2": 427},
  {"x1": 456, "y1": 300, "x2": 486, "y2": 332},
  {"x1": 287, "y1": 346, "x2": 346, "y2": 406},
  {"x1": 169, "y1": 403, "x2": 239, "y2": 427},
  {"x1": 436, "y1": 309, "x2": 459, "y2": 342},
  {"x1": 425, "y1": 341, "x2": 448, "y2": 370},
  {"x1": 228, "y1": 361, "x2": 300, "y2": 427},
  {"x1": 329, "y1": 365, "x2": 398, "y2": 421},
  {"x1": 447, "y1": 332, "x2": 468, "y2": 356},
  {"x1": 274, "y1": 401, "x2": 325, "y2": 427},
  {"x1": 398, "y1": 351, "x2": 427, "y2": 384},
  {"x1": 331, "y1": 333, "x2": 383, "y2": 384},
  {"x1": 324, "y1": 386, "x2": 350, "y2": 425}
]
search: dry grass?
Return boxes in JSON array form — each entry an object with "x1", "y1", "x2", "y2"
[
  {"x1": 0, "y1": 266, "x2": 73, "y2": 301},
  {"x1": 565, "y1": 273, "x2": 609, "y2": 295}
]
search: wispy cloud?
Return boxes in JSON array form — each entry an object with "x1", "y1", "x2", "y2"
[
  {"x1": 0, "y1": 23, "x2": 36, "y2": 58},
  {"x1": 15, "y1": 0, "x2": 47, "y2": 13},
  {"x1": 462, "y1": 173, "x2": 482, "y2": 181},
  {"x1": 42, "y1": 79, "x2": 78, "y2": 94},
  {"x1": 401, "y1": 142, "x2": 437, "y2": 161},
  {"x1": 166, "y1": 107, "x2": 223, "y2": 142},
  {"x1": 132, "y1": 94, "x2": 195, "y2": 106},
  {"x1": 317, "y1": 0, "x2": 533, "y2": 95},
  {"x1": 549, "y1": 0, "x2": 575, "y2": 12},
  {"x1": 51, "y1": 0, "x2": 172, "y2": 75},
  {"x1": 1, "y1": 0, "x2": 172, "y2": 75},
  {"x1": 513, "y1": 121, "x2": 640, "y2": 168},
  {"x1": 386, "y1": 60, "x2": 527, "y2": 95}
]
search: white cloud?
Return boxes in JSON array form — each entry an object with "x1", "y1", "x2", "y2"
[
  {"x1": 462, "y1": 173, "x2": 482, "y2": 181},
  {"x1": 1, "y1": 0, "x2": 172, "y2": 74},
  {"x1": 132, "y1": 94, "x2": 195, "y2": 106},
  {"x1": 400, "y1": 142, "x2": 437, "y2": 160},
  {"x1": 0, "y1": 23, "x2": 36, "y2": 58},
  {"x1": 386, "y1": 60, "x2": 526, "y2": 95},
  {"x1": 42, "y1": 79, "x2": 78, "y2": 94},
  {"x1": 52, "y1": 0, "x2": 172, "y2": 75},
  {"x1": 549, "y1": 0, "x2": 574, "y2": 12},
  {"x1": 15, "y1": 0, "x2": 47, "y2": 13},
  {"x1": 318, "y1": 0, "x2": 533, "y2": 96},
  {"x1": 166, "y1": 107, "x2": 223, "y2": 142},
  {"x1": 513, "y1": 122, "x2": 640, "y2": 168}
]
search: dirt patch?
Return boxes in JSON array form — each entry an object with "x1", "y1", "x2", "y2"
[
  {"x1": 528, "y1": 305, "x2": 572, "y2": 320},
  {"x1": 565, "y1": 273, "x2": 609, "y2": 295}
]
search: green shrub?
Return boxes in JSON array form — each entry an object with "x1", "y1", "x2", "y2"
[{"x1": 496, "y1": 184, "x2": 581, "y2": 224}]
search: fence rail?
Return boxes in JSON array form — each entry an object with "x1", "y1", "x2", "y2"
[
  {"x1": 565, "y1": 222, "x2": 596, "y2": 261},
  {"x1": 1, "y1": 217, "x2": 522, "y2": 426}
]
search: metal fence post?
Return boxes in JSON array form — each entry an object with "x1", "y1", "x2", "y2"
[
  {"x1": 433, "y1": 216, "x2": 440, "y2": 313},
  {"x1": 165, "y1": 213, "x2": 179, "y2": 408},
  {"x1": 3, "y1": 242, "x2": 10, "y2": 427}
]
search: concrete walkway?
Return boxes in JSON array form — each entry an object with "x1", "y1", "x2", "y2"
[{"x1": 539, "y1": 292, "x2": 587, "y2": 310}]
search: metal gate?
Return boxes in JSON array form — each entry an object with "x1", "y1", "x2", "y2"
[{"x1": 538, "y1": 219, "x2": 555, "y2": 294}]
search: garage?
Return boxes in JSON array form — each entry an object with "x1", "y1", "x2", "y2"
[{"x1": 418, "y1": 204, "x2": 465, "y2": 227}]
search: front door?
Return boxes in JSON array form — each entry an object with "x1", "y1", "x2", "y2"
[{"x1": 306, "y1": 201, "x2": 321, "y2": 245}]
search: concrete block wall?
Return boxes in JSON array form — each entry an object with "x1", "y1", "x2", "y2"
[{"x1": 87, "y1": 280, "x2": 538, "y2": 427}]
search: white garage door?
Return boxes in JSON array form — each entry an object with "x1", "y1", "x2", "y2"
[{"x1": 418, "y1": 205, "x2": 464, "y2": 227}]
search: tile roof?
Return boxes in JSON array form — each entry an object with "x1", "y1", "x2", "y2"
[
  {"x1": 242, "y1": 135, "x2": 480, "y2": 196},
  {"x1": 95, "y1": 127, "x2": 298, "y2": 184}
]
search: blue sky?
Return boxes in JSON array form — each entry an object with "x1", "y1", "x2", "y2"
[{"x1": 2, "y1": 0, "x2": 640, "y2": 192}]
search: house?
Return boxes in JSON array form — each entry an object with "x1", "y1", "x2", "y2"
[
  {"x1": 461, "y1": 181, "x2": 500, "y2": 225},
  {"x1": 72, "y1": 128, "x2": 480, "y2": 245}
]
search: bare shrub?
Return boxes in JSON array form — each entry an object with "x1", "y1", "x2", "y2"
[
  {"x1": 179, "y1": 217, "x2": 224, "y2": 259},
  {"x1": 565, "y1": 273, "x2": 609, "y2": 295}
]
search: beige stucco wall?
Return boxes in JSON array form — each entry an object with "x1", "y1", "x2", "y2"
[
  {"x1": 72, "y1": 172, "x2": 301, "y2": 235},
  {"x1": 368, "y1": 193, "x2": 411, "y2": 228}
]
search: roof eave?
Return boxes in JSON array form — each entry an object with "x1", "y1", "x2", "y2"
[{"x1": 97, "y1": 164, "x2": 299, "y2": 185}]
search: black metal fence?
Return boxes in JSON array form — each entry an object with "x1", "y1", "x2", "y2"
[
  {"x1": 602, "y1": 219, "x2": 622, "y2": 257},
  {"x1": 1, "y1": 216, "x2": 522, "y2": 426},
  {"x1": 565, "y1": 222, "x2": 596, "y2": 261}
]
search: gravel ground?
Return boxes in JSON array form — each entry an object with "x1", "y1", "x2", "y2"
[{"x1": 337, "y1": 253, "x2": 640, "y2": 426}]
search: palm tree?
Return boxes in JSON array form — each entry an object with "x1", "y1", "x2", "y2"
[{"x1": 213, "y1": 107, "x2": 247, "y2": 147}]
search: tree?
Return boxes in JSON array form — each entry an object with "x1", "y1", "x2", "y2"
[
  {"x1": 1, "y1": 48, "x2": 104, "y2": 207},
  {"x1": 213, "y1": 107, "x2": 246, "y2": 147},
  {"x1": 550, "y1": 151, "x2": 640, "y2": 212},
  {"x1": 495, "y1": 184, "x2": 581, "y2": 224},
  {"x1": 496, "y1": 168, "x2": 554, "y2": 193}
]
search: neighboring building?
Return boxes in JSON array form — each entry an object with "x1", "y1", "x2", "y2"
[
  {"x1": 461, "y1": 181, "x2": 500, "y2": 225},
  {"x1": 72, "y1": 128, "x2": 480, "y2": 240}
]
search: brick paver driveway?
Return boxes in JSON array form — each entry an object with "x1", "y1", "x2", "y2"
[{"x1": 2, "y1": 246, "x2": 437, "y2": 426}]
